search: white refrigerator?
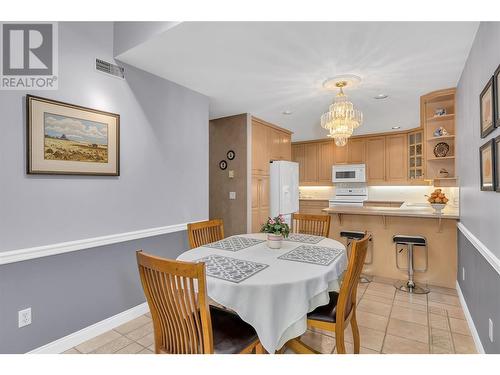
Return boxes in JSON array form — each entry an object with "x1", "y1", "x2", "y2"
[{"x1": 269, "y1": 161, "x2": 299, "y2": 225}]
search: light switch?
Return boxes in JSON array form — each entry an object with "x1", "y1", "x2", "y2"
[
  {"x1": 229, "y1": 192, "x2": 236, "y2": 200},
  {"x1": 228, "y1": 170, "x2": 235, "y2": 178}
]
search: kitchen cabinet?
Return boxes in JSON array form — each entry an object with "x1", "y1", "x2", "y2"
[
  {"x1": 292, "y1": 144, "x2": 305, "y2": 184},
  {"x1": 366, "y1": 136, "x2": 386, "y2": 184},
  {"x1": 385, "y1": 134, "x2": 408, "y2": 183},
  {"x1": 299, "y1": 200, "x2": 329, "y2": 215},
  {"x1": 318, "y1": 141, "x2": 335, "y2": 184},
  {"x1": 252, "y1": 175, "x2": 270, "y2": 232},
  {"x1": 304, "y1": 143, "x2": 319, "y2": 183},
  {"x1": 334, "y1": 143, "x2": 349, "y2": 164},
  {"x1": 252, "y1": 121, "x2": 270, "y2": 175},
  {"x1": 348, "y1": 138, "x2": 365, "y2": 163}
]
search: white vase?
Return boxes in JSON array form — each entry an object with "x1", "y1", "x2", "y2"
[
  {"x1": 267, "y1": 234, "x2": 283, "y2": 249},
  {"x1": 430, "y1": 203, "x2": 446, "y2": 214}
]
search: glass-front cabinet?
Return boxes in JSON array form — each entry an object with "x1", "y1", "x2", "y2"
[{"x1": 408, "y1": 130, "x2": 423, "y2": 180}]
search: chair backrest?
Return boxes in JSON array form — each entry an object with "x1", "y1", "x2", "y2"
[
  {"x1": 187, "y1": 219, "x2": 225, "y2": 249},
  {"x1": 336, "y1": 234, "x2": 371, "y2": 330},
  {"x1": 292, "y1": 213, "x2": 331, "y2": 237},
  {"x1": 136, "y1": 251, "x2": 214, "y2": 354}
]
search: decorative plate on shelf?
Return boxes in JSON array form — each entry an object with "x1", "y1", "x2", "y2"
[{"x1": 433, "y1": 142, "x2": 450, "y2": 157}]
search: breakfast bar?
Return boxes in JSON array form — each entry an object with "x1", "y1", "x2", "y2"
[{"x1": 323, "y1": 203, "x2": 459, "y2": 288}]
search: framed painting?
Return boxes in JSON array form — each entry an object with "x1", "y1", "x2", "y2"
[
  {"x1": 480, "y1": 139, "x2": 495, "y2": 191},
  {"x1": 495, "y1": 64, "x2": 500, "y2": 130},
  {"x1": 496, "y1": 136, "x2": 500, "y2": 192},
  {"x1": 27, "y1": 95, "x2": 120, "y2": 176},
  {"x1": 480, "y1": 76, "x2": 496, "y2": 138}
]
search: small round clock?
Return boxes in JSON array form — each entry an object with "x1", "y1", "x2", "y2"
[
  {"x1": 227, "y1": 150, "x2": 236, "y2": 160},
  {"x1": 219, "y1": 160, "x2": 228, "y2": 170}
]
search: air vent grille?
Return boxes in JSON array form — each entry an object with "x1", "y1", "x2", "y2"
[{"x1": 96, "y1": 58, "x2": 125, "y2": 79}]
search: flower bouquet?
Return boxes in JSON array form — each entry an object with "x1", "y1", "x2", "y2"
[{"x1": 260, "y1": 215, "x2": 290, "y2": 249}]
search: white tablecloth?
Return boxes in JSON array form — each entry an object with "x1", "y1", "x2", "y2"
[{"x1": 177, "y1": 233, "x2": 347, "y2": 353}]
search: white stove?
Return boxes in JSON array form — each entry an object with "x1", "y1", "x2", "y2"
[{"x1": 329, "y1": 184, "x2": 368, "y2": 207}]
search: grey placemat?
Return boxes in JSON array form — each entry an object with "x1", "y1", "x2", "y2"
[
  {"x1": 196, "y1": 255, "x2": 268, "y2": 283},
  {"x1": 204, "y1": 236, "x2": 265, "y2": 252},
  {"x1": 284, "y1": 233, "x2": 325, "y2": 244},
  {"x1": 278, "y1": 245, "x2": 344, "y2": 266}
]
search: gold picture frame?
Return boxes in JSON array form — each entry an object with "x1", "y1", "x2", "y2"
[
  {"x1": 480, "y1": 76, "x2": 496, "y2": 138},
  {"x1": 27, "y1": 95, "x2": 120, "y2": 176},
  {"x1": 480, "y1": 139, "x2": 495, "y2": 191}
]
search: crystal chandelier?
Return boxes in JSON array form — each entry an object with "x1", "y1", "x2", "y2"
[{"x1": 320, "y1": 81, "x2": 363, "y2": 147}]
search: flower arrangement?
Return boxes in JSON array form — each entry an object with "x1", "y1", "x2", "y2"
[
  {"x1": 260, "y1": 215, "x2": 290, "y2": 238},
  {"x1": 426, "y1": 188, "x2": 449, "y2": 204}
]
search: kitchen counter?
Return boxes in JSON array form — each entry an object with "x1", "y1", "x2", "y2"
[
  {"x1": 299, "y1": 198, "x2": 329, "y2": 201},
  {"x1": 323, "y1": 202, "x2": 459, "y2": 220}
]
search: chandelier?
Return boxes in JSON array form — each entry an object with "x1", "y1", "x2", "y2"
[{"x1": 320, "y1": 81, "x2": 363, "y2": 147}]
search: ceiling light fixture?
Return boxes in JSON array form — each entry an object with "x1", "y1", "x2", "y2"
[
  {"x1": 321, "y1": 81, "x2": 363, "y2": 147},
  {"x1": 282, "y1": 110, "x2": 293, "y2": 115},
  {"x1": 392, "y1": 126, "x2": 401, "y2": 129},
  {"x1": 374, "y1": 94, "x2": 389, "y2": 100}
]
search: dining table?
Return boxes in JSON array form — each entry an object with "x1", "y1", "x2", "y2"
[{"x1": 176, "y1": 232, "x2": 347, "y2": 353}]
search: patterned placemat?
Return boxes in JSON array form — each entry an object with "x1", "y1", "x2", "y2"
[
  {"x1": 204, "y1": 236, "x2": 265, "y2": 252},
  {"x1": 284, "y1": 233, "x2": 325, "y2": 244},
  {"x1": 278, "y1": 245, "x2": 344, "y2": 266},
  {"x1": 196, "y1": 255, "x2": 268, "y2": 283}
]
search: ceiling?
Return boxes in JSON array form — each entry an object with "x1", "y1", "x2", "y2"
[{"x1": 117, "y1": 22, "x2": 478, "y2": 141}]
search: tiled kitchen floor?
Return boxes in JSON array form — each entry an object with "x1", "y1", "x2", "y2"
[{"x1": 63, "y1": 277, "x2": 476, "y2": 354}]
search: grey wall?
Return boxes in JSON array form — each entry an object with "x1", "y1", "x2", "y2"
[
  {"x1": 0, "y1": 22, "x2": 209, "y2": 353},
  {"x1": 0, "y1": 22, "x2": 209, "y2": 251},
  {"x1": 456, "y1": 22, "x2": 500, "y2": 353}
]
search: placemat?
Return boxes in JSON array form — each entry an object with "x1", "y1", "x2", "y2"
[
  {"x1": 278, "y1": 245, "x2": 344, "y2": 266},
  {"x1": 196, "y1": 255, "x2": 268, "y2": 283},
  {"x1": 284, "y1": 233, "x2": 325, "y2": 244},
  {"x1": 204, "y1": 236, "x2": 265, "y2": 252}
]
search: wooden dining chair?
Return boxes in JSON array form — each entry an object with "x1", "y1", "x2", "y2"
[
  {"x1": 187, "y1": 219, "x2": 225, "y2": 249},
  {"x1": 286, "y1": 233, "x2": 371, "y2": 354},
  {"x1": 136, "y1": 250, "x2": 262, "y2": 354},
  {"x1": 292, "y1": 213, "x2": 331, "y2": 237}
]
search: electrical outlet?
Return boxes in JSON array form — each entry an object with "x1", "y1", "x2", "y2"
[
  {"x1": 229, "y1": 192, "x2": 236, "y2": 200},
  {"x1": 462, "y1": 267, "x2": 465, "y2": 281},
  {"x1": 489, "y1": 318, "x2": 494, "y2": 343},
  {"x1": 18, "y1": 308, "x2": 31, "y2": 328}
]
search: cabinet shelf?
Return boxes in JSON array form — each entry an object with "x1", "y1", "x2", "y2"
[
  {"x1": 427, "y1": 156, "x2": 455, "y2": 161},
  {"x1": 427, "y1": 135, "x2": 455, "y2": 141},
  {"x1": 426, "y1": 114, "x2": 455, "y2": 122}
]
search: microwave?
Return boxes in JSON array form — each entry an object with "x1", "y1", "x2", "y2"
[{"x1": 332, "y1": 164, "x2": 366, "y2": 183}]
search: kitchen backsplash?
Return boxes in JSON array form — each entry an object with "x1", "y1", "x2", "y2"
[{"x1": 299, "y1": 185, "x2": 460, "y2": 207}]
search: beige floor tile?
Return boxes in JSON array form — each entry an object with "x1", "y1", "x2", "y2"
[
  {"x1": 62, "y1": 348, "x2": 81, "y2": 354},
  {"x1": 355, "y1": 310, "x2": 389, "y2": 332},
  {"x1": 432, "y1": 345, "x2": 454, "y2": 354},
  {"x1": 429, "y1": 302, "x2": 466, "y2": 320},
  {"x1": 428, "y1": 292, "x2": 460, "y2": 307},
  {"x1": 387, "y1": 318, "x2": 429, "y2": 344},
  {"x1": 371, "y1": 276, "x2": 398, "y2": 285},
  {"x1": 343, "y1": 325, "x2": 385, "y2": 352},
  {"x1": 144, "y1": 312, "x2": 151, "y2": 318},
  {"x1": 125, "y1": 322, "x2": 154, "y2": 341},
  {"x1": 309, "y1": 326, "x2": 334, "y2": 337},
  {"x1": 429, "y1": 313, "x2": 449, "y2": 330},
  {"x1": 452, "y1": 333, "x2": 476, "y2": 354},
  {"x1": 394, "y1": 291, "x2": 427, "y2": 305},
  {"x1": 361, "y1": 293, "x2": 394, "y2": 305},
  {"x1": 115, "y1": 342, "x2": 145, "y2": 354},
  {"x1": 334, "y1": 341, "x2": 379, "y2": 354},
  {"x1": 365, "y1": 285, "x2": 396, "y2": 299},
  {"x1": 138, "y1": 348, "x2": 154, "y2": 354},
  {"x1": 392, "y1": 299, "x2": 428, "y2": 312},
  {"x1": 368, "y1": 282, "x2": 397, "y2": 293},
  {"x1": 75, "y1": 330, "x2": 122, "y2": 354},
  {"x1": 115, "y1": 315, "x2": 151, "y2": 335},
  {"x1": 428, "y1": 285, "x2": 457, "y2": 296},
  {"x1": 137, "y1": 332, "x2": 154, "y2": 348},
  {"x1": 449, "y1": 317, "x2": 471, "y2": 336},
  {"x1": 357, "y1": 298, "x2": 392, "y2": 317},
  {"x1": 93, "y1": 335, "x2": 133, "y2": 354},
  {"x1": 300, "y1": 330, "x2": 335, "y2": 354},
  {"x1": 382, "y1": 334, "x2": 429, "y2": 354},
  {"x1": 390, "y1": 305, "x2": 428, "y2": 326},
  {"x1": 430, "y1": 328, "x2": 453, "y2": 351}
]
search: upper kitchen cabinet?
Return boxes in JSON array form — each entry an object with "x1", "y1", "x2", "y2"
[
  {"x1": 347, "y1": 138, "x2": 366, "y2": 164},
  {"x1": 292, "y1": 143, "x2": 305, "y2": 184},
  {"x1": 303, "y1": 143, "x2": 319, "y2": 183},
  {"x1": 385, "y1": 134, "x2": 408, "y2": 184},
  {"x1": 365, "y1": 136, "x2": 386, "y2": 184},
  {"x1": 333, "y1": 142, "x2": 349, "y2": 164},
  {"x1": 318, "y1": 141, "x2": 335, "y2": 184}
]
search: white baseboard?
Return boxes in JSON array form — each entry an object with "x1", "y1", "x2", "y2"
[
  {"x1": 28, "y1": 302, "x2": 149, "y2": 354},
  {"x1": 456, "y1": 281, "x2": 485, "y2": 354}
]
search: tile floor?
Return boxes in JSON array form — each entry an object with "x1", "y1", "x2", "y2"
[{"x1": 63, "y1": 277, "x2": 476, "y2": 354}]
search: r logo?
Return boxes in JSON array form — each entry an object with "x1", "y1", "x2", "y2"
[{"x1": 2, "y1": 23, "x2": 53, "y2": 75}]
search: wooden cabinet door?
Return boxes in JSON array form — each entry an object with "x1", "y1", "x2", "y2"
[
  {"x1": 318, "y1": 141, "x2": 334, "y2": 184},
  {"x1": 385, "y1": 134, "x2": 408, "y2": 183},
  {"x1": 348, "y1": 138, "x2": 366, "y2": 164},
  {"x1": 366, "y1": 137, "x2": 386, "y2": 183},
  {"x1": 268, "y1": 128, "x2": 281, "y2": 161},
  {"x1": 333, "y1": 143, "x2": 349, "y2": 164},
  {"x1": 252, "y1": 122, "x2": 269, "y2": 175},
  {"x1": 292, "y1": 144, "x2": 305, "y2": 184},
  {"x1": 258, "y1": 175, "x2": 270, "y2": 226},
  {"x1": 280, "y1": 132, "x2": 291, "y2": 161},
  {"x1": 304, "y1": 143, "x2": 319, "y2": 183}
]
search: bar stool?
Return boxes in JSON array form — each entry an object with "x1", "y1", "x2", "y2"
[
  {"x1": 393, "y1": 235, "x2": 429, "y2": 294},
  {"x1": 340, "y1": 230, "x2": 372, "y2": 283}
]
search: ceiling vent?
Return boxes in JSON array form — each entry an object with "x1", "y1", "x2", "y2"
[{"x1": 95, "y1": 58, "x2": 125, "y2": 79}]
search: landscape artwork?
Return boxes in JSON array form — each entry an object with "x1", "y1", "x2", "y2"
[
  {"x1": 27, "y1": 95, "x2": 120, "y2": 176},
  {"x1": 480, "y1": 139, "x2": 494, "y2": 191},
  {"x1": 44, "y1": 113, "x2": 108, "y2": 163},
  {"x1": 480, "y1": 77, "x2": 495, "y2": 138}
]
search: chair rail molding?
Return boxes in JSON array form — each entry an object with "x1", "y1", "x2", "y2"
[
  {"x1": 0, "y1": 222, "x2": 193, "y2": 265},
  {"x1": 457, "y1": 222, "x2": 500, "y2": 276}
]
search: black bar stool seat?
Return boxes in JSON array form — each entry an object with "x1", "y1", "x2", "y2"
[{"x1": 393, "y1": 234, "x2": 429, "y2": 294}]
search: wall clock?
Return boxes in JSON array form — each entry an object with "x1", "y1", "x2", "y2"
[
  {"x1": 219, "y1": 160, "x2": 227, "y2": 170},
  {"x1": 227, "y1": 150, "x2": 236, "y2": 160}
]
